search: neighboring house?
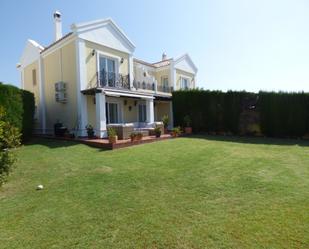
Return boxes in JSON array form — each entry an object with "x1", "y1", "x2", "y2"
[{"x1": 18, "y1": 11, "x2": 198, "y2": 138}]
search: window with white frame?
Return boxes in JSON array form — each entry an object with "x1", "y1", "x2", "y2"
[
  {"x1": 106, "y1": 102, "x2": 119, "y2": 124},
  {"x1": 99, "y1": 56, "x2": 117, "y2": 87},
  {"x1": 180, "y1": 77, "x2": 189, "y2": 89}
]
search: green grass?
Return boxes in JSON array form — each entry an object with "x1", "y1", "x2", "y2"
[{"x1": 0, "y1": 136, "x2": 308, "y2": 249}]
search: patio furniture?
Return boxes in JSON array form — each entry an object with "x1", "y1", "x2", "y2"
[{"x1": 107, "y1": 123, "x2": 134, "y2": 140}]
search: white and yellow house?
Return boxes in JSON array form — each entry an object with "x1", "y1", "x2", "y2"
[{"x1": 18, "y1": 11, "x2": 198, "y2": 138}]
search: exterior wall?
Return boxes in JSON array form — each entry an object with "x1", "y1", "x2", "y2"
[
  {"x1": 23, "y1": 61, "x2": 40, "y2": 129},
  {"x1": 122, "y1": 98, "x2": 138, "y2": 123},
  {"x1": 87, "y1": 95, "x2": 96, "y2": 127},
  {"x1": 175, "y1": 69, "x2": 195, "y2": 90},
  {"x1": 43, "y1": 41, "x2": 78, "y2": 133},
  {"x1": 85, "y1": 41, "x2": 130, "y2": 89},
  {"x1": 155, "y1": 68, "x2": 170, "y2": 88},
  {"x1": 155, "y1": 101, "x2": 171, "y2": 121}
]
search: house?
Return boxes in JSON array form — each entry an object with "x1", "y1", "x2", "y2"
[{"x1": 18, "y1": 11, "x2": 198, "y2": 138}]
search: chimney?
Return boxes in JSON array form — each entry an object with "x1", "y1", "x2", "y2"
[
  {"x1": 162, "y1": 52, "x2": 167, "y2": 61},
  {"x1": 53, "y1": 11, "x2": 62, "y2": 41}
]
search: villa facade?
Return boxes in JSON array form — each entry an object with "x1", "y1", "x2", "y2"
[{"x1": 18, "y1": 11, "x2": 198, "y2": 138}]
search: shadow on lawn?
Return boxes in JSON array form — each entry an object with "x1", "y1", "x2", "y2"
[
  {"x1": 24, "y1": 137, "x2": 109, "y2": 151},
  {"x1": 187, "y1": 134, "x2": 309, "y2": 147}
]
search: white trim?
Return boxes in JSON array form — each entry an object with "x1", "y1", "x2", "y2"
[
  {"x1": 71, "y1": 18, "x2": 136, "y2": 51},
  {"x1": 174, "y1": 53, "x2": 198, "y2": 74},
  {"x1": 41, "y1": 35, "x2": 76, "y2": 58},
  {"x1": 96, "y1": 51, "x2": 120, "y2": 84},
  {"x1": 104, "y1": 90, "x2": 154, "y2": 100},
  {"x1": 95, "y1": 92, "x2": 107, "y2": 138}
]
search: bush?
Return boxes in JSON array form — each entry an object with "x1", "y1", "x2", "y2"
[
  {"x1": 21, "y1": 90, "x2": 35, "y2": 141},
  {"x1": 0, "y1": 83, "x2": 35, "y2": 142},
  {"x1": 0, "y1": 107, "x2": 21, "y2": 186},
  {"x1": 173, "y1": 89, "x2": 309, "y2": 138}
]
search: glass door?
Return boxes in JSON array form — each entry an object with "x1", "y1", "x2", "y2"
[
  {"x1": 138, "y1": 104, "x2": 147, "y2": 122},
  {"x1": 99, "y1": 56, "x2": 116, "y2": 87}
]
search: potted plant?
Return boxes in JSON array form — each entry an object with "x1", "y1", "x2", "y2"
[
  {"x1": 130, "y1": 132, "x2": 137, "y2": 142},
  {"x1": 136, "y1": 132, "x2": 143, "y2": 141},
  {"x1": 162, "y1": 115, "x2": 169, "y2": 134},
  {"x1": 183, "y1": 115, "x2": 192, "y2": 134},
  {"x1": 107, "y1": 128, "x2": 117, "y2": 144},
  {"x1": 85, "y1": 124, "x2": 95, "y2": 138},
  {"x1": 171, "y1": 126, "x2": 181, "y2": 137},
  {"x1": 154, "y1": 126, "x2": 161, "y2": 138}
]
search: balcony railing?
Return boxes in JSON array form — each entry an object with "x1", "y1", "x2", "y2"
[
  {"x1": 133, "y1": 80, "x2": 173, "y2": 93},
  {"x1": 133, "y1": 80, "x2": 155, "y2": 91},
  {"x1": 157, "y1": 84, "x2": 174, "y2": 93},
  {"x1": 97, "y1": 70, "x2": 130, "y2": 90}
]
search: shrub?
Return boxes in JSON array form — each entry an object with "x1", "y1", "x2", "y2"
[
  {"x1": 183, "y1": 115, "x2": 192, "y2": 127},
  {"x1": 107, "y1": 128, "x2": 117, "y2": 138},
  {"x1": 162, "y1": 115, "x2": 169, "y2": 129},
  {"x1": 0, "y1": 106, "x2": 21, "y2": 186},
  {"x1": 0, "y1": 83, "x2": 35, "y2": 142},
  {"x1": 21, "y1": 90, "x2": 35, "y2": 142}
]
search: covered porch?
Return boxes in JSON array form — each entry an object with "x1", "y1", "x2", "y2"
[{"x1": 81, "y1": 89, "x2": 173, "y2": 138}]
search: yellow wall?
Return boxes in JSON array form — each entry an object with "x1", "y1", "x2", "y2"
[
  {"x1": 23, "y1": 61, "x2": 40, "y2": 129},
  {"x1": 175, "y1": 69, "x2": 195, "y2": 89},
  {"x1": 85, "y1": 41, "x2": 129, "y2": 88},
  {"x1": 43, "y1": 41, "x2": 78, "y2": 132},
  {"x1": 155, "y1": 69, "x2": 170, "y2": 88},
  {"x1": 155, "y1": 101, "x2": 170, "y2": 121},
  {"x1": 87, "y1": 95, "x2": 96, "y2": 127}
]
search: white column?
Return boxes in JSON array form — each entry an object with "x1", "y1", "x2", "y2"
[
  {"x1": 169, "y1": 101, "x2": 174, "y2": 129},
  {"x1": 128, "y1": 54, "x2": 134, "y2": 89},
  {"x1": 95, "y1": 92, "x2": 107, "y2": 138},
  {"x1": 38, "y1": 56, "x2": 46, "y2": 134},
  {"x1": 146, "y1": 98, "x2": 154, "y2": 123},
  {"x1": 76, "y1": 38, "x2": 88, "y2": 137}
]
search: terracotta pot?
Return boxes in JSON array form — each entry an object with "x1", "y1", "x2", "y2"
[
  {"x1": 108, "y1": 135, "x2": 117, "y2": 144},
  {"x1": 164, "y1": 128, "x2": 168, "y2": 134},
  {"x1": 184, "y1": 127, "x2": 192, "y2": 134}
]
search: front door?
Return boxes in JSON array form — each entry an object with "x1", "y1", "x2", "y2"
[{"x1": 106, "y1": 102, "x2": 119, "y2": 124}]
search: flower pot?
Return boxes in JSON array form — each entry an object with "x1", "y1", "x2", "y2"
[
  {"x1": 108, "y1": 135, "x2": 117, "y2": 144},
  {"x1": 155, "y1": 133, "x2": 161, "y2": 138},
  {"x1": 164, "y1": 128, "x2": 168, "y2": 134},
  {"x1": 184, "y1": 127, "x2": 192, "y2": 134}
]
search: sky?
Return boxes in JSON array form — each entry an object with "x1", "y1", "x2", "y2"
[{"x1": 0, "y1": 0, "x2": 308, "y2": 92}]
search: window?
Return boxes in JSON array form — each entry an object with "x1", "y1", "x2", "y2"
[
  {"x1": 32, "y1": 69, "x2": 37, "y2": 86},
  {"x1": 138, "y1": 104, "x2": 147, "y2": 122},
  {"x1": 181, "y1": 77, "x2": 189, "y2": 89},
  {"x1": 99, "y1": 56, "x2": 116, "y2": 87},
  {"x1": 106, "y1": 103, "x2": 119, "y2": 124},
  {"x1": 162, "y1": 76, "x2": 168, "y2": 87}
]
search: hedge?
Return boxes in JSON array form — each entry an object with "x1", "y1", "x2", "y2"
[
  {"x1": 172, "y1": 89, "x2": 309, "y2": 138},
  {"x1": 0, "y1": 82, "x2": 35, "y2": 142}
]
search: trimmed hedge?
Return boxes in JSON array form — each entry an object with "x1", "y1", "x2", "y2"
[
  {"x1": 0, "y1": 82, "x2": 35, "y2": 142},
  {"x1": 172, "y1": 89, "x2": 309, "y2": 138}
]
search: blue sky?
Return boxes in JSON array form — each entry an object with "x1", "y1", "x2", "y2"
[{"x1": 0, "y1": 0, "x2": 308, "y2": 92}]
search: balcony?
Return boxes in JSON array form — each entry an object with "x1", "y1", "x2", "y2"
[
  {"x1": 97, "y1": 70, "x2": 130, "y2": 90},
  {"x1": 133, "y1": 80, "x2": 173, "y2": 94},
  {"x1": 157, "y1": 84, "x2": 174, "y2": 93}
]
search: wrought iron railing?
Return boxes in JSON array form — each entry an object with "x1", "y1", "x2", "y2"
[
  {"x1": 133, "y1": 80, "x2": 155, "y2": 91},
  {"x1": 97, "y1": 70, "x2": 130, "y2": 90}
]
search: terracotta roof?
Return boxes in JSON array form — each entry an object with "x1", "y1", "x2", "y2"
[
  {"x1": 134, "y1": 58, "x2": 172, "y2": 68},
  {"x1": 40, "y1": 32, "x2": 73, "y2": 53}
]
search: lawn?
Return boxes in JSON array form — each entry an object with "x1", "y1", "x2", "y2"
[{"x1": 0, "y1": 136, "x2": 308, "y2": 249}]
